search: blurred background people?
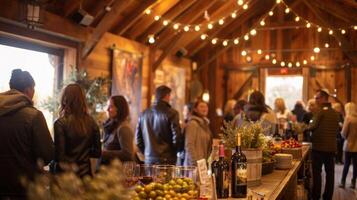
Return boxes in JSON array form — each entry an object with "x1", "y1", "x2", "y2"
[
  {"x1": 291, "y1": 100, "x2": 307, "y2": 123},
  {"x1": 223, "y1": 99, "x2": 237, "y2": 122},
  {"x1": 339, "y1": 102, "x2": 357, "y2": 189},
  {"x1": 54, "y1": 83, "x2": 101, "y2": 178},
  {"x1": 232, "y1": 99, "x2": 247, "y2": 126},
  {"x1": 0, "y1": 69, "x2": 54, "y2": 198},
  {"x1": 184, "y1": 100, "x2": 212, "y2": 166},
  {"x1": 332, "y1": 102, "x2": 345, "y2": 165},
  {"x1": 302, "y1": 99, "x2": 317, "y2": 142},
  {"x1": 100, "y1": 95, "x2": 134, "y2": 165},
  {"x1": 274, "y1": 97, "x2": 293, "y2": 130}
]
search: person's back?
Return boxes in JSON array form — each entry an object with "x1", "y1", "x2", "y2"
[
  {"x1": 136, "y1": 85, "x2": 182, "y2": 164},
  {"x1": 310, "y1": 103, "x2": 340, "y2": 152},
  {"x1": 0, "y1": 69, "x2": 54, "y2": 198}
]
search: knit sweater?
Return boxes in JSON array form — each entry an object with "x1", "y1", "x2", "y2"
[
  {"x1": 341, "y1": 115, "x2": 357, "y2": 152},
  {"x1": 308, "y1": 103, "x2": 340, "y2": 152}
]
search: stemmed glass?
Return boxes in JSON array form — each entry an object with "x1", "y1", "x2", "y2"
[
  {"x1": 153, "y1": 165, "x2": 175, "y2": 183},
  {"x1": 137, "y1": 164, "x2": 153, "y2": 185},
  {"x1": 122, "y1": 161, "x2": 138, "y2": 187}
]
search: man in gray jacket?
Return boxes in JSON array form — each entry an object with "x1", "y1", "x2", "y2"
[{"x1": 0, "y1": 69, "x2": 54, "y2": 199}]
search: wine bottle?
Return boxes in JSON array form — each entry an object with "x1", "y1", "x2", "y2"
[
  {"x1": 212, "y1": 143, "x2": 229, "y2": 198},
  {"x1": 231, "y1": 133, "x2": 247, "y2": 198}
]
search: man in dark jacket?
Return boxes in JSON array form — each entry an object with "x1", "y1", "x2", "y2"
[
  {"x1": 135, "y1": 85, "x2": 183, "y2": 164},
  {"x1": 0, "y1": 69, "x2": 54, "y2": 199},
  {"x1": 307, "y1": 89, "x2": 339, "y2": 200}
]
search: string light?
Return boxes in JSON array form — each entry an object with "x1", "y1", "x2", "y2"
[
  {"x1": 194, "y1": 25, "x2": 200, "y2": 31},
  {"x1": 341, "y1": 29, "x2": 346, "y2": 34},
  {"x1": 211, "y1": 38, "x2": 217, "y2": 45},
  {"x1": 296, "y1": 62, "x2": 300, "y2": 67},
  {"x1": 173, "y1": 23, "x2": 180, "y2": 30},
  {"x1": 294, "y1": 16, "x2": 300, "y2": 22},
  {"x1": 237, "y1": 0, "x2": 244, "y2": 6},
  {"x1": 184, "y1": 26, "x2": 190, "y2": 32},
  {"x1": 354, "y1": 26, "x2": 357, "y2": 30},
  {"x1": 280, "y1": 61, "x2": 286, "y2": 67},
  {"x1": 250, "y1": 29, "x2": 257, "y2": 36},
  {"x1": 200, "y1": 34, "x2": 207, "y2": 40},
  {"x1": 306, "y1": 23, "x2": 311, "y2": 28},
  {"x1": 207, "y1": 23, "x2": 213, "y2": 29},
  {"x1": 241, "y1": 50, "x2": 247, "y2": 56},
  {"x1": 288, "y1": 62, "x2": 292, "y2": 68},
  {"x1": 284, "y1": 8, "x2": 290, "y2": 14},
  {"x1": 303, "y1": 60, "x2": 308, "y2": 65},
  {"x1": 313, "y1": 47, "x2": 320, "y2": 53},
  {"x1": 148, "y1": 35, "x2": 155, "y2": 44},
  {"x1": 265, "y1": 55, "x2": 270, "y2": 60},
  {"x1": 324, "y1": 43, "x2": 329, "y2": 48},
  {"x1": 260, "y1": 20, "x2": 265, "y2": 26},
  {"x1": 244, "y1": 34, "x2": 249, "y2": 40},
  {"x1": 257, "y1": 49, "x2": 262, "y2": 54},
  {"x1": 246, "y1": 56, "x2": 252, "y2": 62},
  {"x1": 269, "y1": 11, "x2": 274, "y2": 16},
  {"x1": 317, "y1": 27, "x2": 322, "y2": 32},
  {"x1": 145, "y1": 9, "x2": 151, "y2": 15},
  {"x1": 276, "y1": 0, "x2": 282, "y2": 3},
  {"x1": 163, "y1": 20, "x2": 169, "y2": 26},
  {"x1": 329, "y1": 30, "x2": 333, "y2": 35},
  {"x1": 272, "y1": 59, "x2": 277, "y2": 64},
  {"x1": 231, "y1": 12, "x2": 237, "y2": 18},
  {"x1": 218, "y1": 19, "x2": 225, "y2": 25},
  {"x1": 154, "y1": 15, "x2": 160, "y2": 21},
  {"x1": 310, "y1": 56, "x2": 315, "y2": 61},
  {"x1": 234, "y1": 38, "x2": 239, "y2": 44},
  {"x1": 243, "y1": 4, "x2": 248, "y2": 10},
  {"x1": 222, "y1": 40, "x2": 228, "y2": 46}
]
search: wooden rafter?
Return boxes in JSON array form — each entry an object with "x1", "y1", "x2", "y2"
[
  {"x1": 64, "y1": 0, "x2": 81, "y2": 17},
  {"x1": 233, "y1": 73, "x2": 254, "y2": 99},
  {"x1": 170, "y1": 1, "x2": 237, "y2": 55},
  {"x1": 302, "y1": 0, "x2": 357, "y2": 65},
  {"x1": 156, "y1": 0, "x2": 219, "y2": 49},
  {"x1": 195, "y1": 0, "x2": 275, "y2": 71},
  {"x1": 82, "y1": 0, "x2": 130, "y2": 59},
  {"x1": 114, "y1": 0, "x2": 157, "y2": 35},
  {"x1": 137, "y1": 0, "x2": 198, "y2": 43},
  {"x1": 125, "y1": 0, "x2": 180, "y2": 39}
]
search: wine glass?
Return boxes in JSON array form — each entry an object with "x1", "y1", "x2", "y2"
[
  {"x1": 175, "y1": 166, "x2": 198, "y2": 182},
  {"x1": 137, "y1": 164, "x2": 153, "y2": 185},
  {"x1": 122, "y1": 161, "x2": 138, "y2": 187},
  {"x1": 153, "y1": 165, "x2": 175, "y2": 183}
]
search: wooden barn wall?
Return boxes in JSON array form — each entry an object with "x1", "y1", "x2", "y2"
[{"x1": 82, "y1": 32, "x2": 192, "y2": 112}]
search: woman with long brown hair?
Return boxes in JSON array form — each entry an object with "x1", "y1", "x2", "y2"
[
  {"x1": 54, "y1": 83, "x2": 101, "y2": 177},
  {"x1": 100, "y1": 95, "x2": 134, "y2": 164}
]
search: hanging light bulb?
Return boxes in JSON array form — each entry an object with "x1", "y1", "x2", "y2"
[
  {"x1": 313, "y1": 47, "x2": 320, "y2": 53},
  {"x1": 272, "y1": 59, "x2": 277, "y2": 64},
  {"x1": 218, "y1": 19, "x2": 225, "y2": 25},
  {"x1": 231, "y1": 12, "x2": 237, "y2": 18},
  {"x1": 163, "y1": 20, "x2": 169, "y2": 26},
  {"x1": 288, "y1": 62, "x2": 293, "y2": 68},
  {"x1": 265, "y1": 54, "x2": 270, "y2": 60},
  {"x1": 317, "y1": 27, "x2": 322, "y2": 32},
  {"x1": 341, "y1": 29, "x2": 346, "y2": 34},
  {"x1": 148, "y1": 35, "x2": 155, "y2": 44},
  {"x1": 200, "y1": 34, "x2": 207, "y2": 40},
  {"x1": 329, "y1": 30, "x2": 333, "y2": 35},
  {"x1": 280, "y1": 61, "x2": 286, "y2": 67},
  {"x1": 296, "y1": 62, "x2": 301, "y2": 67},
  {"x1": 246, "y1": 56, "x2": 252, "y2": 62},
  {"x1": 211, "y1": 38, "x2": 217, "y2": 45},
  {"x1": 303, "y1": 59, "x2": 307, "y2": 65},
  {"x1": 222, "y1": 40, "x2": 228, "y2": 46},
  {"x1": 269, "y1": 11, "x2": 274, "y2": 16},
  {"x1": 257, "y1": 49, "x2": 262, "y2": 54},
  {"x1": 250, "y1": 29, "x2": 257, "y2": 36},
  {"x1": 194, "y1": 25, "x2": 200, "y2": 31},
  {"x1": 237, "y1": 0, "x2": 244, "y2": 6},
  {"x1": 173, "y1": 23, "x2": 180, "y2": 30},
  {"x1": 244, "y1": 34, "x2": 249, "y2": 40},
  {"x1": 354, "y1": 26, "x2": 357, "y2": 30},
  {"x1": 184, "y1": 26, "x2": 190, "y2": 32},
  {"x1": 145, "y1": 9, "x2": 151, "y2": 15},
  {"x1": 241, "y1": 50, "x2": 247, "y2": 56},
  {"x1": 260, "y1": 20, "x2": 265, "y2": 26},
  {"x1": 306, "y1": 23, "x2": 311, "y2": 28},
  {"x1": 324, "y1": 43, "x2": 329, "y2": 48},
  {"x1": 243, "y1": 4, "x2": 248, "y2": 10},
  {"x1": 207, "y1": 23, "x2": 213, "y2": 29},
  {"x1": 154, "y1": 15, "x2": 160, "y2": 21},
  {"x1": 234, "y1": 38, "x2": 239, "y2": 44},
  {"x1": 285, "y1": 8, "x2": 290, "y2": 14},
  {"x1": 310, "y1": 55, "x2": 315, "y2": 61},
  {"x1": 295, "y1": 16, "x2": 300, "y2": 22},
  {"x1": 202, "y1": 90, "x2": 210, "y2": 102},
  {"x1": 276, "y1": 0, "x2": 282, "y2": 3}
]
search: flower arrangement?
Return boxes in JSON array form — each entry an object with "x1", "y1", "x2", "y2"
[
  {"x1": 221, "y1": 120, "x2": 266, "y2": 150},
  {"x1": 25, "y1": 160, "x2": 133, "y2": 200}
]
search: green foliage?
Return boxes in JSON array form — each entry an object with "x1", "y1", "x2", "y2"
[
  {"x1": 41, "y1": 67, "x2": 110, "y2": 123},
  {"x1": 221, "y1": 120, "x2": 266, "y2": 149},
  {"x1": 26, "y1": 160, "x2": 133, "y2": 200}
]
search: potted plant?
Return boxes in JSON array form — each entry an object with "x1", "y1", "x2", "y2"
[{"x1": 221, "y1": 120, "x2": 266, "y2": 186}]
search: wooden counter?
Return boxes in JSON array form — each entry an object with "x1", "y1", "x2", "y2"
[{"x1": 227, "y1": 145, "x2": 310, "y2": 200}]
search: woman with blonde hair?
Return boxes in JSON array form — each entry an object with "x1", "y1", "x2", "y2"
[
  {"x1": 339, "y1": 102, "x2": 357, "y2": 189},
  {"x1": 274, "y1": 97, "x2": 293, "y2": 129},
  {"x1": 54, "y1": 83, "x2": 101, "y2": 177}
]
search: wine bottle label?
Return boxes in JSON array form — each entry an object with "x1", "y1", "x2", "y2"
[
  {"x1": 236, "y1": 164, "x2": 247, "y2": 184},
  {"x1": 223, "y1": 171, "x2": 229, "y2": 189}
]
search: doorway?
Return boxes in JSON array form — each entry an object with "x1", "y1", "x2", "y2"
[{"x1": 265, "y1": 75, "x2": 304, "y2": 110}]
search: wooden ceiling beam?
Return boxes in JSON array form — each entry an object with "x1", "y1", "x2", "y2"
[
  {"x1": 309, "y1": 0, "x2": 357, "y2": 25},
  {"x1": 170, "y1": 1, "x2": 237, "y2": 55},
  {"x1": 0, "y1": 0, "x2": 90, "y2": 42},
  {"x1": 113, "y1": 0, "x2": 157, "y2": 35},
  {"x1": 302, "y1": 0, "x2": 357, "y2": 65},
  {"x1": 125, "y1": 0, "x2": 180, "y2": 39},
  {"x1": 195, "y1": 0, "x2": 275, "y2": 71},
  {"x1": 190, "y1": 0, "x2": 266, "y2": 57},
  {"x1": 156, "y1": 0, "x2": 219, "y2": 49},
  {"x1": 64, "y1": 0, "x2": 81, "y2": 17},
  {"x1": 82, "y1": 0, "x2": 130, "y2": 59},
  {"x1": 137, "y1": 0, "x2": 198, "y2": 43}
]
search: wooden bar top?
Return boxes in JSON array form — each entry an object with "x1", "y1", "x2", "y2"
[{"x1": 226, "y1": 145, "x2": 310, "y2": 200}]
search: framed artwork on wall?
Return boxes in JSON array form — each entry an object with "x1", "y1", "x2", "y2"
[
  {"x1": 154, "y1": 65, "x2": 186, "y2": 122},
  {"x1": 111, "y1": 48, "x2": 143, "y2": 128}
]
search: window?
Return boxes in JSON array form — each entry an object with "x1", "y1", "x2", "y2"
[
  {"x1": 265, "y1": 76, "x2": 304, "y2": 110},
  {"x1": 0, "y1": 44, "x2": 61, "y2": 131}
]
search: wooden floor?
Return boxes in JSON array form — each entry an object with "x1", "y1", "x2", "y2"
[{"x1": 321, "y1": 163, "x2": 357, "y2": 200}]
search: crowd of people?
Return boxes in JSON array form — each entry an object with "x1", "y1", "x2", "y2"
[{"x1": 0, "y1": 69, "x2": 356, "y2": 200}]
